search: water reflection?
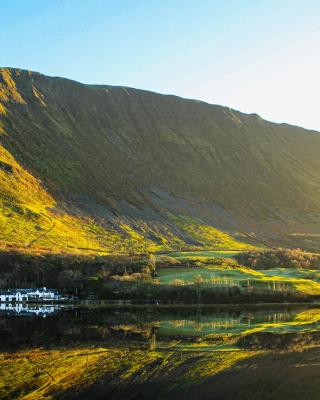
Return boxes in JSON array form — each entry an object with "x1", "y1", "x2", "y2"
[
  {"x1": 1, "y1": 305, "x2": 320, "y2": 349},
  {"x1": 157, "y1": 310, "x2": 293, "y2": 336},
  {"x1": 0, "y1": 303, "x2": 67, "y2": 317},
  {"x1": 1, "y1": 305, "x2": 320, "y2": 399}
]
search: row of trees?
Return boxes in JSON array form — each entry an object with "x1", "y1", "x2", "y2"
[
  {"x1": 0, "y1": 252, "x2": 155, "y2": 296},
  {"x1": 235, "y1": 248, "x2": 320, "y2": 270}
]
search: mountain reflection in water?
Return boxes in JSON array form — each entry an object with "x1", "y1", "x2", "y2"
[{"x1": 1, "y1": 305, "x2": 320, "y2": 400}]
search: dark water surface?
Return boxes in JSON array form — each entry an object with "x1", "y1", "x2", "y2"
[{"x1": 1, "y1": 304, "x2": 320, "y2": 399}]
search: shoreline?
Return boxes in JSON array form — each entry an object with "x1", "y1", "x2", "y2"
[{"x1": 1, "y1": 300, "x2": 319, "y2": 310}]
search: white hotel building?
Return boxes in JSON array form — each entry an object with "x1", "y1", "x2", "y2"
[{"x1": 0, "y1": 288, "x2": 62, "y2": 303}]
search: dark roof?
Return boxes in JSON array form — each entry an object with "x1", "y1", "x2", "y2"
[{"x1": 0, "y1": 289, "x2": 30, "y2": 295}]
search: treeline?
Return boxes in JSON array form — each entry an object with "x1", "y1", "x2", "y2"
[
  {"x1": 235, "y1": 248, "x2": 320, "y2": 270},
  {"x1": 91, "y1": 280, "x2": 315, "y2": 304},
  {"x1": 1, "y1": 249, "x2": 320, "y2": 303},
  {"x1": 0, "y1": 251, "x2": 151, "y2": 296}
]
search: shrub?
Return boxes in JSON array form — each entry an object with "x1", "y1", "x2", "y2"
[{"x1": 171, "y1": 278, "x2": 185, "y2": 287}]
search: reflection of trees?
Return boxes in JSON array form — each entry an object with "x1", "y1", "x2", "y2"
[
  {"x1": 171, "y1": 320, "x2": 186, "y2": 328},
  {"x1": 193, "y1": 275, "x2": 204, "y2": 302},
  {"x1": 149, "y1": 326, "x2": 158, "y2": 351},
  {"x1": 167, "y1": 317, "x2": 244, "y2": 334}
]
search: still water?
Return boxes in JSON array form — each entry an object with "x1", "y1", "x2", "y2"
[{"x1": 1, "y1": 304, "x2": 320, "y2": 399}]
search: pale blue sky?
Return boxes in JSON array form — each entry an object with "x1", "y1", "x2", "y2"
[{"x1": 1, "y1": 0, "x2": 320, "y2": 130}]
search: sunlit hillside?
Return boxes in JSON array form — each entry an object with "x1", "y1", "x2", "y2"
[{"x1": 1, "y1": 67, "x2": 320, "y2": 254}]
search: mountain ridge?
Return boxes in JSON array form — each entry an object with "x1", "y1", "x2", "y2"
[{"x1": 6, "y1": 66, "x2": 319, "y2": 132}]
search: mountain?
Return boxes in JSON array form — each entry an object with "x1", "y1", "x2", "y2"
[{"x1": 1, "y1": 67, "x2": 320, "y2": 254}]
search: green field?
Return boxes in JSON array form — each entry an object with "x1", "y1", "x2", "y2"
[
  {"x1": 156, "y1": 264, "x2": 320, "y2": 296},
  {"x1": 160, "y1": 250, "x2": 240, "y2": 260},
  {"x1": 262, "y1": 268, "x2": 320, "y2": 281},
  {"x1": 157, "y1": 265, "x2": 261, "y2": 284}
]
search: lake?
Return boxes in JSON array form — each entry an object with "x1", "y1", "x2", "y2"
[{"x1": 1, "y1": 303, "x2": 320, "y2": 399}]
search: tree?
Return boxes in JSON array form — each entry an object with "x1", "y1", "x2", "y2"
[{"x1": 57, "y1": 269, "x2": 83, "y2": 295}]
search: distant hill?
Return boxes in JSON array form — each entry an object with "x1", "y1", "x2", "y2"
[{"x1": 1, "y1": 67, "x2": 320, "y2": 254}]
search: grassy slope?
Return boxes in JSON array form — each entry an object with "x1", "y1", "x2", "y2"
[
  {"x1": 0, "y1": 70, "x2": 247, "y2": 254},
  {"x1": 1, "y1": 67, "x2": 320, "y2": 254},
  {"x1": 0, "y1": 68, "x2": 253, "y2": 254},
  {"x1": 0, "y1": 140, "x2": 160, "y2": 254},
  {"x1": 0, "y1": 152, "x2": 249, "y2": 254}
]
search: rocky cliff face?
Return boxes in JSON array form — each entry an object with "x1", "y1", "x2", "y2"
[{"x1": 1, "y1": 67, "x2": 320, "y2": 253}]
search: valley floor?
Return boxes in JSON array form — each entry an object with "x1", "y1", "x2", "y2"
[{"x1": 1, "y1": 249, "x2": 320, "y2": 304}]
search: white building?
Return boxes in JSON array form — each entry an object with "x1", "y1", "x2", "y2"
[{"x1": 0, "y1": 288, "x2": 62, "y2": 303}]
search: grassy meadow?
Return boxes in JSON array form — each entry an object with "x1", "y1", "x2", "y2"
[{"x1": 154, "y1": 250, "x2": 320, "y2": 298}]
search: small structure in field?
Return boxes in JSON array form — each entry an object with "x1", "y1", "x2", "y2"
[{"x1": 0, "y1": 287, "x2": 62, "y2": 303}]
